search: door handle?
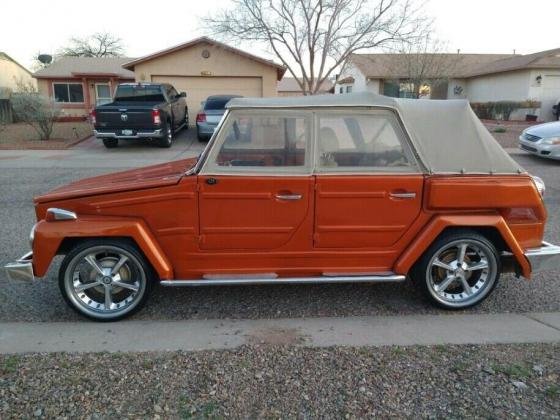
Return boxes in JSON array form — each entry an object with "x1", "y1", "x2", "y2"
[
  {"x1": 389, "y1": 192, "x2": 416, "y2": 199},
  {"x1": 275, "y1": 193, "x2": 302, "y2": 201}
]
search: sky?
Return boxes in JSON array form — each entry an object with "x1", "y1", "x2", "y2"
[{"x1": 2, "y1": 0, "x2": 559, "y2": 70}]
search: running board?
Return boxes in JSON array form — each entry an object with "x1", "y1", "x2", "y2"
[{"x1": 160, "y1": 273, "x2": 406, "y2": 287}]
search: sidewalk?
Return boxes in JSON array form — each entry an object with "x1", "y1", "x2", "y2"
[{"x1": 1, "y1": 312, "x2": 559, "y2": 354}]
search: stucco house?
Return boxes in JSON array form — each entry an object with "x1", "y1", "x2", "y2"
[
  {"x1": 336, "y1": 48, "x2": 560, "y2": 121},
  {"x1": 0, "y1": 52, "x2": 35, "y2": 92},
  {"x1": 34, "y1": 57, "x2": 135, "y2": 118},
  {"x1": 122, "y1": 37, "x2": 286, "y2": 121},
  {"x1": 277, "y1": 77, "x2": 334, "y2": 96}
]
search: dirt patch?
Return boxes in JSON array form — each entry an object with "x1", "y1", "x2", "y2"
[
  {"x1": 484, "y1": 121, "x2": 534, "y2": 148},
  {"x1": 0, "y1": 122, "x2": 92, "y2": 150},
  {"x1": 246, "y1": 326, "x2": 307, "y2": 346}
]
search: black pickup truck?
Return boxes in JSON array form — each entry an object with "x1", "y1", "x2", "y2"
[{"x1": 91, "y1": 83, "x2": 188, "y2": 148}]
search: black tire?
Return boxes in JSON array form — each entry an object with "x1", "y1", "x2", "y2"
[
  {"x1": 410, "y1": 230, "x2": 501, "y2": 310},
  {"x1": 102, "y1": 138, "x2": 118, "y2": 148},
  {"x1": 197, "y1": 130, "x2": 207, "y2": 142},
  {"x1": 158, "y1": 121, "x2": 173, "y2": 148},
  {"x1": 58, "y1": 239, "x2": 153, "y2": 321}
]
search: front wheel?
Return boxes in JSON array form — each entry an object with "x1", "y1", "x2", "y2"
[
  {"x1": 411, "y1": 231, "x2": 501, "y2": 310},
  {"x1": 59, "y1": 239, "x2": 153, "y2": 321}
]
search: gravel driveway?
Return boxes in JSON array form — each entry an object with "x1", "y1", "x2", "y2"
[
  {"x1": 0, "y1": 153, "x2": 559, "y2": 322},
  {"x1": 1, "y1": 343, "x2": 558, "y2": 418}
]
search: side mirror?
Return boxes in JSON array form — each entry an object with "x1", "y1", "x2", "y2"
[{"x1": 179, "y1": 92, "x2": 187, "y2": 98}]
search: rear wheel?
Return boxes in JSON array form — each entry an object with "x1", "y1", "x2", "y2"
[
  {"x1": 411, "y1": 231, "x2": 501, "y2": 309},
  {"x1": 158, "y1": 122, "x2": 173, "y2": 148},
  {"x1": 197, "y1": 130, "x2": 207, "y2": 142},
  {"x1": 102, "y1": 138, "x2": 118, "y2": 148},
  {"x1": 59, "y1": 239, "x2": 153, "y2": 321}
]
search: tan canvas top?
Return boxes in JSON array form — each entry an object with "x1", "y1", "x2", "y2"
[{"x1": 227, "y1": 93, "x2": 524, "y2": 174}]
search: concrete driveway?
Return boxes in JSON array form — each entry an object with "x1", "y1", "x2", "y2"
[{"x1": 0, "y1": 126, "x2": 207, "y2": 169}]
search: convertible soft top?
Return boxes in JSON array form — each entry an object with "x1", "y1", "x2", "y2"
[{"x1": 227, "y1": 92, "x2": 524, "y2": 174}]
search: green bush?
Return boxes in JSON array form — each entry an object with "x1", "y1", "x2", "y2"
[{"x1": 471, "y1": 100, "x2": 542, "y2": 121}]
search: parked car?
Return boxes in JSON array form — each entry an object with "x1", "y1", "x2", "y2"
[
  {"x1": 5, "y1": 93, "x2": 559, "y2": 321},
  {"x1": 196, "y1": 95, "x2": 241, "y2": 141},
  {"x1": 519, "y1": 121, "x2": 560, "y2": 160},
  {"x1": 91, "y1": 83, "x2": 188, "y2": 149}
]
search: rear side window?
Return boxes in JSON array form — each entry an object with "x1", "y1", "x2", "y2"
[
  {"x1": 114, "y1": 85, "x2": 165, "y2": 102},
  {"x1": 204, "y1": 111, "x2": 311, "y2": 173},
  {"x1": 316, "y1": 111, "x2": 416, "y2": 172}
]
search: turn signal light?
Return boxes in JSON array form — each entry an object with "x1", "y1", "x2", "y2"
[
  {"x1": 196, "y1": 112, "x2": 206, "y2": 123},
  {"x1": 152, "y1": 109, "x2": 161, "y2": 125}
]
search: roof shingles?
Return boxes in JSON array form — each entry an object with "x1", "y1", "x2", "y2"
[{"x1": 34, "y1": 57, "x2": 135, "y2": 79}]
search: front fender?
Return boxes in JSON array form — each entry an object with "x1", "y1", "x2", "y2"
[
  {"x1": 394, "y1": 214, "x2": 531, "y2": 279},
  {"x1": 32, "y1": 216, "x2": 173, "y2": 279}
]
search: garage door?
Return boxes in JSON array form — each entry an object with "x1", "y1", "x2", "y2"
[
  {"x1": 151, "y1": 76, "x2": 262, "y2": 123},
  {"x1": 542, "y1": 75, "x2": 560, "y2": 121}
]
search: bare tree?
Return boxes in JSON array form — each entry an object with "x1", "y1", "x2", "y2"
[
  {"x1": 11, "y1": 82, "x2": 61, "y2": 140},
  {"x1": 387, "y1": 36, "x2": 460, "y2": 98},
  {"x1": 59, "y1": 32, "x2": 125, "y2": 57},
  {"x1": 205, "y1": 0, "x2": 429, "y2": 95}
]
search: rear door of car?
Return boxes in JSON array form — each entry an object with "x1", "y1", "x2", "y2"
[
  {"x1": 198, "y1": 109, "x2": 314, "y2": 251},
  {"x1": 313, "y1": 109, "x2": 424, "y2": 249}
]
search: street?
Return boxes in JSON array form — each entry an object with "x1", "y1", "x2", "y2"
[{"x1": 1, "y1": 130, "x2": 559, "y2": 322}]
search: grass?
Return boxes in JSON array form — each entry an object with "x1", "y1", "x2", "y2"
[
  {"x1": 545, "y1": 384, "x2": 560, "y2": 399},
  {"x1": 1, "y1": 356, "x2": 19, "y2": 374},
  {"x1": 492, "y1": 126, "x2": 507, "y2": 133},
  {"x1": 178, "y1": 396, "x2": 220, "y2": 419},
  {"x1": 491, "y1": 362, "x2": 532, "y2": 379}
]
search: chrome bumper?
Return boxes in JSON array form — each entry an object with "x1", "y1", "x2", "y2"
[
  {"x1": 93, "y1": 129, "x2": 163, "y2": 139},
  {"x1": 4, "y1": 251, "x2": 34, "y2": 282},
  {"x1": 525, "y1": 242, "x2": 560, "y2": 273}
]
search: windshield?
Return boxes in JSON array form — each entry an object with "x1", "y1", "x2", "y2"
[
  {"x1": 204, "y1": 97, "x2": 234, "y2": 110},
  {"x1": 114, "y1": 85, "x2": 165, "y2": 102}
]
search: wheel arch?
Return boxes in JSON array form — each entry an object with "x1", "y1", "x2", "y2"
[
  {"x1": 32, "y1": 217, "x2": 173, "y2": 280},
  {"x1": 394, "y1": 214, "x2": 531, "y2": 278}
]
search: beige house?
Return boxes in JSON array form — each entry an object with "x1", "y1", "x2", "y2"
[
  {"x1": 34, "y1": 57, "x2": 135, "y2": 118},
  {"x1": 0, "y1": 52, "x2": 35, "y2": 92},
  {"x1": 336, "y1": 48, "x2": 560, "y2": 121},
  {"x1": 123, "y1": 37, "x2": 286, "y2": 121},
  {"x1": 277, "y1": 77, "x2": 334, "y2": 96}
]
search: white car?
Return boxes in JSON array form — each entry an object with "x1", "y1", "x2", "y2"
[{"x1": 519, "y1": 121, "x2": 560, "y2": 160}]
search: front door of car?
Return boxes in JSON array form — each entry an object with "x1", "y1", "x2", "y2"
[
  {"x1": 198, "y1": 110, "x2": 313, "y2": 250},
  {"x1": 313, "y1": 110, "x2": 424, "y2": 249}
]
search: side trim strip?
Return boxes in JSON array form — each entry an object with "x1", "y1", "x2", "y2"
[{"x1": 160, "y1": 274, "x2": 406, "y2": 287}]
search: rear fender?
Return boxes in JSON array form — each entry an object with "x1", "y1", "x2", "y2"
[
  {"x1": 32, "y1": 216, "x2": 173, "y2": 279},
  {"x1": 394, "y1": 214, "x2": 531, "y2": 278}
]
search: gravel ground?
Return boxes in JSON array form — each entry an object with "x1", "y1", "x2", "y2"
[
  {"x1": 1, "y1": 153, "x2": 559, "y2": 322},
  {"x1": 483, "y1": 121, "x2": 533, "y2": 148},
  {"x1": 1, "y1": 343, "x2": 558, "y2": 418},
  {"x1": 0, "y1": 122, "x2": 92, "y2": 148}
]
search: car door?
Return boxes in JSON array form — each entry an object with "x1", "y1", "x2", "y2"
[
  {"x1": 313, "y1": 110, "x2": 424, "y2": 249},
  {"x1": 198, "y1": 109, "x2": 313, "y2": 250},
  {"x1": 167, "y1": 86, "x2": 182, "y2": 127}
]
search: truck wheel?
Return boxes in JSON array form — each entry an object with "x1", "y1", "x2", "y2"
[
  {"x1": 184, "y1": 109, "x2": 189, "y2": 129},
  {"x1": 197, "y1": 130, "x2": 206, "y2": 142},
  {"x1": 411, "y1": 231, "x2": 501, "y2": 310},
  {"x1": 158, "y1": 123, "x2": 173, "y2": 148},
  {"x1": 58, "y1": 239, "x2": 153, "y2": 321},
  {"x1": 102, "y1": 138, "x2": 118, "y2": 148}
]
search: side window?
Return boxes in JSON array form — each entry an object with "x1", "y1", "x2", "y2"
[
  {"x1": 169, "y1": 86, "x2": 179, "y2": 99},
  {"x1": 206, "y1": 112, "x2": 310, "y2": 173},
  {"x1": 316, "y1": 112, "x2": 416, "y2": 172}
]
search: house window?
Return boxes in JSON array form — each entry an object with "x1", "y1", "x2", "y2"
[
  {"x1": 95, "y1": 84, "x2": 112, "y2": 106},
  {"x1": 53, "y1": 83, "x2": 84, "y2": 103},
  {"x1": 339, "y1": 87, "x2": 344, "y2": 94},
  {"x1": 346, "y1": 86, "x2": 353, "y2": 93}
]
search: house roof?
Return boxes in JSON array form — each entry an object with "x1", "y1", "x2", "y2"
[
  {"x1": 34, "y1": 56, "x2": 135, "y2": 79},
  {"x1": 226, "y1": 92, "x2": 523, "y2": 175},
  {"x1": 122, "y1": 36, "x2": 287, "y2": 80},
  {"x1": 346, "y1": 48, "x2": 560, "y2": 80},
  {"x1": 278, "y1": 77, "x2": 334, "y2": 92},
  {"x1": 0, "y1": 52, "x2": 32, "y2": 76}
]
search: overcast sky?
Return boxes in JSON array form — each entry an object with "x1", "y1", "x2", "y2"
[{"x1": 2, "y1": 0, "x2": 559, "y2": 70}]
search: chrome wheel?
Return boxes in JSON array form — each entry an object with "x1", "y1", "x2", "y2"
[
  {"x1": 62, "y1": 245, "x2": 148, "y2": 320},
  {"x1": 426, "y1": 239, "x2": 498, "y2": 308}
]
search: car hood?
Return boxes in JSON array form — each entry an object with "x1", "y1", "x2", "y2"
[
  {"x1": 34, "y1": 157, "x2": 197, "y2": 204},
  {"x1": 525, "y1": 121, "x2": 560, "y2": 138}
]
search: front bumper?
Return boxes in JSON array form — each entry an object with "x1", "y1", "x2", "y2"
[
  {"x1": 519, "y1": 137, "x2": 560, "y2": 159},
  {"x1": 93, "y1": 129, "x2": 164, "y2": 140},
  {"x1": 524, "y1": 242, "x2": 560, "y2": 273},
  {"x1": 4, "y1": 251, "x2": 34, "y2": 282}
]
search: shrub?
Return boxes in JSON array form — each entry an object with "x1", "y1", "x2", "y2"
[
  {"x1": 471, "y1": 100, "x2": 542, "y2": 121},
  {"x1": 11, "y1": 92, "x2": 61, "y2": 140}
]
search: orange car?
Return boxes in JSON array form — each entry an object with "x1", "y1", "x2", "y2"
[{"x1": 5, "y1": 93, "x2": 560, "y2": 321}]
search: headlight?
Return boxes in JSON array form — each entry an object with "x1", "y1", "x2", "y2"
[
  {"x1": 531, "y1": 175, "x2": 545, "y2": 197},
  {"x1": 541, "y1": 136, "x2": 560, "y2": 145},
  {"x1": 29, "y1": 223, "x2": 37, "y2": 248}
]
